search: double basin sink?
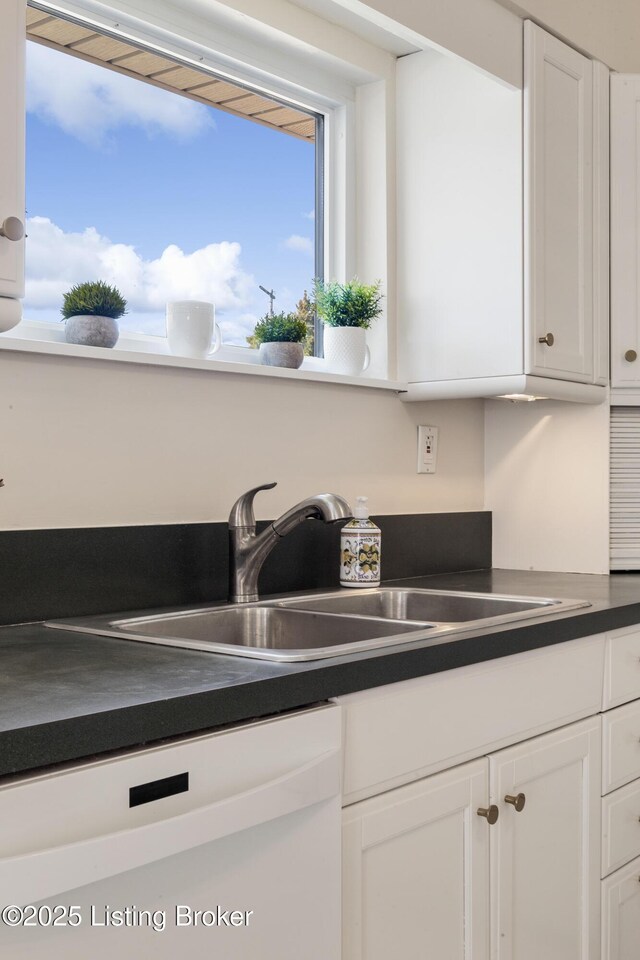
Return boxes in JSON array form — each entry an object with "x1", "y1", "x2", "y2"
[{"x1": 46, "y1": 588, "x2": 590, "y2": 662}]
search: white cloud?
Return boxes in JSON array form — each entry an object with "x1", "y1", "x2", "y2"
[
  {"x1": 219, "y1": 312, "x2": 259, "y2": 345},
  {"x1": 283, "y1": 234, "x2": 313, "y2": 254},
  {"x1": 304, "y1": 210, "x2": 315, "y2": 220},
  {"x1": 26, "y1": 42, "x2": 213, "y2": 146},
  {"x1": 24, "y1": 216, "x2": 255, "y2": 320}
]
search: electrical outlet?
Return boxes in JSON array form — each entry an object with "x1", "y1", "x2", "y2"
[{"x1": 417, "y1": 425, "x2": 438, "y2": 474}]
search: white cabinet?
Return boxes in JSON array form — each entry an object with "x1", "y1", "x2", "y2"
[
  {"x1": 600, "y1": 625, "x2": 640, "y2": 957},
  {"x1": 339, "y1": 636, "x2": 604, "y2": 804},
  {"x1": 338, "y1": 638, "x2": 606, "y2": 960},
  {"x1": 524, "y1": 23, "x2": 594, "y2": 383},
  {"x1": 396, "y1": 21, "x2": 608, "y2": 402},
  {"x1": 490, "y1": 719, "x2": 601, "y2": 960},
  {"x1": 342, "y1": 759, "x2": 489, "y2": 960},
  {"x1": 342, "y1": 717, "x2": 601, "y2": 960},
  {"x1": 0, "y1": 0, "x2": 25, "y2": 330},
  {"x1": 338, "y1": 623, "x2": 640, "y2": 959},
  {"x1": 611, "y1": 75, "x2": 640, "y2": 393}
]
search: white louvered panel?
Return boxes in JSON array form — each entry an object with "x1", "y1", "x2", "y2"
[{"x1": 611, "y1": 408, "x2": 640, "y2": 568}]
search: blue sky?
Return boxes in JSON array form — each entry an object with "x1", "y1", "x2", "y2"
[{"x1": 24, "y1": 41, "x2": 316, "y2": 343}]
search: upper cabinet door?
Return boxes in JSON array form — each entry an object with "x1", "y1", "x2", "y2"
[
  {"x1": 524, "y1": 21, "x2": 594, "y2": 382},
  {"x1": 611, "y1": 75, "x2": 640, "y2": 389},
  {"x1": 0, "y1": 0, "x2": 25, "y2": 304}
]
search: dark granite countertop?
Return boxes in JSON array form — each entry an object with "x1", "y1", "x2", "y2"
[{"x1": 3, "y1": 568, "x2": 640, "y2": 778}]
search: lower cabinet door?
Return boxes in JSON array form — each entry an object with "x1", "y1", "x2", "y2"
[
  {"x1": 489, "y1": 716, "x2": 601, "y2": 960},
  {"x1": 602, "y1": 854, "x2": 640, "y2": 960},
  {"x1": 342, "y1": 757, "x2": 490, "y2": 960}
]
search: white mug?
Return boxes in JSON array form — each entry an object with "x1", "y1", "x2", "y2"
[{"x1": 166, "y1": 301, "x2": 221, "y2": 359}]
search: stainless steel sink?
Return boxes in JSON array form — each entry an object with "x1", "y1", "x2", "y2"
[
  {"x1": 45, "y1": 588, "x2": 590, "y2": 662},
  {"x1": 101, "y1": 606, "x2": 432, "y2": 660},
  {"x1": 276, "y1": 588, "x2": 575, "y2": 624}
]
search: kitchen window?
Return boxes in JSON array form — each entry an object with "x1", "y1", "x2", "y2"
[{"x1": 23, "y1": 2, "x2": 324, "y2": 352}]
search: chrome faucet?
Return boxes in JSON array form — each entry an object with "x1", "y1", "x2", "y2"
[{"x1": 228, "y1": 482, "x2": 352, "y2": 603}]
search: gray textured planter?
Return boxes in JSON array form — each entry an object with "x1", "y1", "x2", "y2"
[
  {"x1": 65, "y1": 315, "x2": 119, "y2": 348},
  {"x1": 259, "y1": 341, "x2": 304, "y2": 368}
]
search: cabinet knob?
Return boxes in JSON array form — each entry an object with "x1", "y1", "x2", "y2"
[
  {"x1": 625, "y1": 349, "x2": 638, "y2": 363},
  {"x1": 0, "y1": 217, "x2": 24, "y2": 242},
  {"x1": 477, "y1": 805, "x2": 499, "y2": 825},
  {"x1": 538, "y1": 333, "x2": 554, "y2": 346},
  {"x1": 504, "y1": 792, "x2": 526, "y2": 812}
]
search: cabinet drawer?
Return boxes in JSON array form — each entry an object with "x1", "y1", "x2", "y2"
[
  {"x1": 337, "y1": 635, "x2": 605, "y2": 804},
  {"x1": 603, "y1": 700, "x2": 640, "y2": 794},
  {"x1": 603, "y1": 625, "x2": 640, "y2": 709},
  {"x1": 602, "y1": 779, "x2": 640, "y2": 876}
]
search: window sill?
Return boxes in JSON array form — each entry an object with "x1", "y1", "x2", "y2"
[{"x1": 0, "y1": 325, "x2": 407, "y2": 393}]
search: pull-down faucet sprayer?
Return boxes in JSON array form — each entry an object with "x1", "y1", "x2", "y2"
[{"x1": 228, "y1": 482, "x2": 352, "y2": 603}]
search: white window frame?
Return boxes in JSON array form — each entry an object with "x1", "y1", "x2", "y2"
[{"x1": 3, "y1": 0, "x2": 399, "y2": 388}]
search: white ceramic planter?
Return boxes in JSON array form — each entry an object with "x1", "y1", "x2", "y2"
[
  {"x1": 323, "y1": 326, "x2": 370, "y2": 376},
  {"x1": 65, "y1": 315, "x2": 119, "y2": 348}
]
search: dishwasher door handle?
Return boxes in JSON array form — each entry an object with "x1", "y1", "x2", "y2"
[{"x1": 1, "y1": 748, "x2": 340, "y2": 907}]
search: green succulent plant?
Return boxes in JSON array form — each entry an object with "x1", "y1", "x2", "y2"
[
  {"x1": 61, "y1": 281, "x2": 127, "y2": 321},
  {"x1": 313, "y1": 278, "x2": 383, "y2": 329},
  {"x1": 251, "y1": 312, "x2": 308, "y2": 345}
]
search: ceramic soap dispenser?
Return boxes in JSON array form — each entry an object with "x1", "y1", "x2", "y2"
[{"x1": 340, "y1": 496, "x2": 381, "y2": 588}]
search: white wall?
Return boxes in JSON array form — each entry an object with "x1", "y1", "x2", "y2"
[
  {"x1": 0, "y1": 0, "x2": 485, "y2": 533},
  {"x1": 11, "y1": 0, "x2": 623, "y2": 558},
  {"x1": 0, "y1": 351, "x2": 485, "y2": 528},
  {"x1": 484, "y1": 400, "x2": 610, "y2": 574},
  {"x1": 355, "y1": 77, "x2": 397, "y2": 378}
]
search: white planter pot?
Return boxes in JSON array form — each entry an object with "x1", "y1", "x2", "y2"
[
  {"x1": 323, "y1": 326, "x2": 370, "y2": 376},
  {"x1": 65, "y1": 315, "x2": 119, "y2": 348}
]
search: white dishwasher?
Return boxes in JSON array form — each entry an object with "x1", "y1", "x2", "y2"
[{"x1": 0, "y1": 703, "x2": 341, "y2": 959}]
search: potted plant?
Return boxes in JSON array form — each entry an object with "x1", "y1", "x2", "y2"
[
  {"x1": 252, "y1": 312, "x2": 308, "y2": 368},
  {"x1": 61, "y1": 280, "x2": 127, "y2": 348},
  {"x1": 313, "y1": 278, "x2": 383, "y2": 375}
]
